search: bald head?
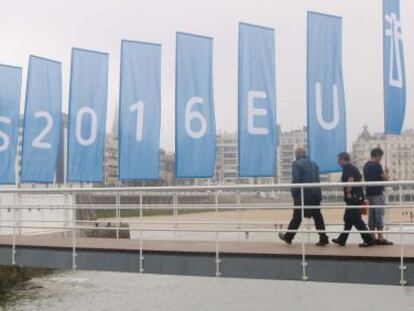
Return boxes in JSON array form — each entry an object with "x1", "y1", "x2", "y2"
[{"x1": 295, "y1": 147, "x2": 307, "y2": 159}]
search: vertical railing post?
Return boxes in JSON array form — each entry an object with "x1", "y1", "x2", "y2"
[
  {"x1": 385, "y1": 189, "x2": 390, "y2": 241},
  {"x1": 398, "y1": 185, "x2": 406, "y2": 286},
  {"x1": 173, "y1": 194, "x2": 178, "y2": 238},
  {"x1": 301, "y1": 187, "x2": 308, "y2": 281},
  {"x1": 139, "y1": 193, "x2": 144, "y2": 273},
  {"x1": 64, "y1": 194, "x2": 70, "y2": 237},
  {"x1": 214, "y1": 191, "x2": 221, "y2": 277},
  {"x1": 72, "y1": 192, "x2": 77, "y2": 270},
  {"x1": 116, "y1": 193, "x2": 120, "y2": 240},
  {"x1": 11, "y1": 193, "x2": 19, "y2": 265},
  {"x1": 236, "y1": 191, "x2": 241, "y2": 241},
  {"x1": 17, "y1": 194, "x2": 22, "y2": 236}
]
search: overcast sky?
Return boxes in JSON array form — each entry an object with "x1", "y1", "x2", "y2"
[{"x1": 0, "y1": 0, "x2": 413, "y2": 151}]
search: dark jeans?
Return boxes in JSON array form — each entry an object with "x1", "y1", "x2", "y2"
[
  {"x1": 284, "y1": 207, "x2": 328, "y2": 242},
  {"x1": 337, "y1": 206, "x2": 374, "y2": 244}
]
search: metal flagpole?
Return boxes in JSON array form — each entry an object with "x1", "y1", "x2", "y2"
[
  {"x1": 384, "y1": 133, "x2": 388, "y2": 169},
  {"x1": 384, "y1": 132, "x2": 390, "y2": 240}
]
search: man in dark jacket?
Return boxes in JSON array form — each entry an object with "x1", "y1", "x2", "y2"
[
  {"x1": 279, "y1": 147, "x2": 329, "y2": 246},
  {"x1": 363, "y1": 147, "x2": 393, "y2": 245},
  {"x1": 332, "y1": 152, "x2": 374, "y2": 247}
]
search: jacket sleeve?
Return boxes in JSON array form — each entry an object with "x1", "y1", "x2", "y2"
[
  {"x1": 291, "y1": 162, "x2": 301, "y2": 199},
  {"x1": 313, "y1": 163, "x2": 322, "y2": 203}
]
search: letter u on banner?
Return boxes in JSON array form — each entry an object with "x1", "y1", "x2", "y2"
[
  {"x1": 307, "y1": 12, "x2": 346, "y2": 173},
  {"x1": 175, "y1": 32, "x2": 216, "y2": 178},
  {"x1": 383, "y1": 0, "x2": 406, "y2": 134},
  {"x1": 119, "y1": 40, "x2": 161, "y2": 180},
  {"x1": 0, "y1": 65, "x2": 22, "y2": 184},
  {"x1": 238, "y1": 23, "x2": 276, "y2": 177},
  {"x1": 67, "y1": 48, "x2": 109, "y2": 183},
  {"x1": 21, "y1": 56, "x2": 62, "y2": 183}
]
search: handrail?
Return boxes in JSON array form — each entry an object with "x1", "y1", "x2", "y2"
[
  {"x1": 0, "y1": 180, "x2": 413, "y2": 286},
  {"x1": 1, "y1": 180, "x2": 414, "y2": 194}
]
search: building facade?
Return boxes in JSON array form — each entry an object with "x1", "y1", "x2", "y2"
[
  {"x1": 277, "y1": 127, "x2": 308, "y2": 184},
  {"x1": 104, "y1": 133, "x2": 119, "y2": 186},
  {"x1": 187, "y1": 132, "x2": 276, "y2": 185},
  {"x1": 276, "y1": 126, "x2": 340, "y2": 183},
  {"x1": 352, "y1": 126, "x2": 414, "y2": 181}
]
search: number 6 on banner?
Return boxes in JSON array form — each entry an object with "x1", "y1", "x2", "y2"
[
  {"x1": 76, "y1": 106, "x2": 97, "y2": 146},
  {"x1": 185, "y1": 96, "x2": 207, "y2": 139}
]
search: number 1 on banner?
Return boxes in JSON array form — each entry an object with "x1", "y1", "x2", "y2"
[
  {"x1": 118, "y1": 40, "x2": 161, "y2": 181},
  {"x1": 129, "y1": 101, "x2": 144, "y2": 142}
]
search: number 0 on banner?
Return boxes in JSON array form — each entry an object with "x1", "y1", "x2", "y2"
[{"x1": 67, "y1": 48, "x2": 109, "y2": 183}]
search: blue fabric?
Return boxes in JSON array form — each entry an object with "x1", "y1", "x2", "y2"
[
  {"x1": 175, "y1": 33, "x2": 216, "y2": 178},
  {"x1": 238, "y1": 23, "x2": 277, "y2": 177},
  {"x1": 0, "y1": 65, "x2": 22, "y2": 184},
  {"x1": 119, "y1": 40, "x2": 161, "y2": 180},
  {"x1": 307, "y1": 12, "x2": 346, "y2": 173},
  {"x1": 21, "y1": 56, "x2": 62, "y2": 183},
  {"x1": 67, "y1": 48, "x2": 109, "y2": 183},
  {"x1": 383, "y1": 0, "x2": 406, "y2": 134}
]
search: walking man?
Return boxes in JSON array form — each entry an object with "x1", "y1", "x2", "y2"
[
  {"x1": 332, "y1": 152, "x2": 374, "y2": 247},
  {"x1": 279, "y1": 147, "x2": 329, "y2": 246},
  {"x1": 363, "y1": 147, "x2": 393, "y2": 245}
]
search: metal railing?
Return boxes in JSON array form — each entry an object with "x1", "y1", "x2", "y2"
[{"x1": 0, "y1": 180, "x2": 413, "y2": 285}]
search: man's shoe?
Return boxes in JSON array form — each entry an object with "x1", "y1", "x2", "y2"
[
  {"x1": 359, "y1": 241, "x2": 374, "y2": 247},
  {"x1": 316, "y1": 239, "x2": 329, "y2": 246},
  {"x1": 278, "y1": 233, "x2": 292, "y2": 245},
  {"x1": 374, "y1": 239, "x2": 383, "y2": 245},
  {"x1": 332, "y1": 238, "x2": 345, "y2": 246},
  {"x1": 379, "y1": 239, "x2": 394, "y2": 246}
]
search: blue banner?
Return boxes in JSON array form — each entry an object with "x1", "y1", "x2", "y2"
[
  {"x1": 67, "y1": 48, "x2": 109, "y2": 183},
  {"x1": 21, "y1": 56, "x2": 62, "y2": 183},
  {"x1": 307, "y1": 12, "x2": 346, "y2": 173},
  {"x1": 238, "y1": 23, "x2": 277, "y2": 177},
  {"x1": 0, "y1": 65, "x2": 22, "y2": 184},
  {"x1": 119, "y1": 40, "x2": 161, "y2": 180},
  {"x1": 175, "y1": 32, "x2": 216, "y2": 178},
  {"x1": 383, "y1": 0, "x2": 406, "y2": 134}
]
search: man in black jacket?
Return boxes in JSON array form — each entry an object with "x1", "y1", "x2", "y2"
[
  {"x1": 332, "y1": 152, "x2": 374, "y2": 247},
  {"x1": 279, "y1": 147, "x2": 329, "y2": 246},
  {"x1": 363, "y1": 147, "x2": 393, "y2": 245}
]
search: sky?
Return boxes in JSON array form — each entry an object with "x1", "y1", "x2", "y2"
[{"x1": 0, "y1": 0, "x2": 413, "y2": 152}]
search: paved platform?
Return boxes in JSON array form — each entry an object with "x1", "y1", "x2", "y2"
[
  {"x1": 0, "y1": 235, "x2": 413, "y2": 260},
  {"x1": 1, "y1": 235, "x2": 413, "y2": 285}
]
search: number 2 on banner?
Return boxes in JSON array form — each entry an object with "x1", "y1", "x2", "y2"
[
  {"x1": 185, "y1": 97, "x2": 207, "y2": 139},
  {"x1": 129, "y1": 101, "x2": 144, "y2": 142},
  {"x1": 76, "y1": 107, "x2": 97, "y2": 146},
  {"x1": 32, "y1": 111, "x2": 53, "y2": 149},
  {"x1": 0, "y1": 116, "x2": 11, "y2": 152}
]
